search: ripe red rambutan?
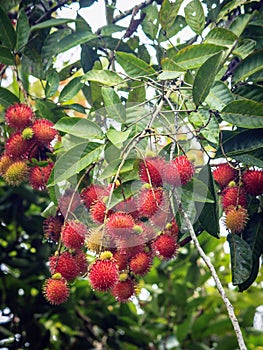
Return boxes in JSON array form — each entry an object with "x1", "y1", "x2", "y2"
[
  {"x1": 242, "y1": 170, "x2": 263, "y2": 196},
  {"x1": 89, "y1": 258, "x2": 119, "y2": 291},
  {"x1": 0, "y1": 154, "x2": 12, "y2": 175},
  {"x1": 43, "y1": 276, "x2": 70, "y2": 305},
  {"x1": 61, "y1": 220, "x2": 87, "y2": 250},
  {"x1": 163, "y1": 160, "x2": 180, "y2": 186},
  {"x1": 138, "y1": 187, "x2": 163, "y2": 218},
  {"x1": 5, "y1": 103, "x2": 34, "y2": 130},
  {"x1": 150, "y1": 195, "x2": 172, "y2": 229},
  {"x1": 49, "y1": 251, "x2": 79, "y2": 281},
  {"x1": 113, "y1": 251, "x2": 129, "y2": 271},
  {"x1": 111, "y1": 279, "x2": 135, "y2": 302},
  {"x1": 225, "y1": 206, "x2": 248, "y2": 234},
  {"x1": 221, "y1": 187, "x2": 247, "y2": 211},
  {"x1": 152, "y1": 234, "x2": 178, "y2": 260},
  {"x1": 29, "y1": 163, "x2": 54, "y2": 191},
  {"x1": 129, "y1": 252, "x2": 152, "y2": 275},
  {"x1": 81, "y1": 184, "x2": 110, "y2": 209},
  {"x1": 90, "y1": 200, "x2": 109, "y2": 223},
  {"x1": 173, "y1": 155, "x2": 194, "y2": 186},
  {"x1": 106, "y1": 212, "x2": 135, "y2": 240},
  {"x1": 74, "y1": 249, "x2": 88, "y2": 276},
  {"x1": 139, "y1": 157, "x2": 166, "y2": 187},
  {"x1": 3, "y1": 160, "x2": 29, "y2": 186},
  {"x1": 43, "y1": 214, "x2": 63, "y2": 242},
  {"x1": 113, "y1": 197, "x2": 139, "y2": 219},
  {"x1": 5, "y1": 133, "x2": 32, "y2": 159},
  {"x1": 164, "y1": 218, "x2": 179, "y2": 240},
  {"x1": 32, "y1": 119, "x2": 57, "y2": 146},
  {"x1": 59, "y1": 189, "x2": 81, "y2": 216},
  {"x1": 212, "y1": 163, "x2": 237, "y2": 189}
]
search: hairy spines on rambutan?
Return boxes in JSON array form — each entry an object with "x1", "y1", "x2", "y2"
[
  {"x1": 5, "y1": 103, "x2": 34, "y2": 130},
  {"x1": 152, "y1": 234, "x2": 178, "y2": 260},
  {"x1": 5, "y1": 132, "x2": 32, "y2": 159},
  {"x1": 111, "y1": 278, "x2": 135, "y2": 302},
  {"x1": 88, "y1": 257, "x2": 119, "y2": 292},
  {"x1": 139, "y1": 157, "x2": 165, "y2": 187},
  {"x1": 90, "y1": 200, "x2": 108, "y2": 223},
  {"x1": 61, "y1": 220, "x2": 87, "y2": 250},
  {"x1": 138, "y1": 187, "x2": 163, "y2": 219},
  {"x1": 74, "y1": 249, "x2": 88, "y2": 276},
  {"x1": 43, "y1": 275, "x2": 70, "y2": 305},
  {"x1": 29, "y1": 163, "x2": 54, "y2": 191},
  {"x1": 106, "y1": 212, "x2": 135, "y2": 240},
  {"x1": 225, "y1": 206, "x2": 248, "y2": 234},
  {"x1": 212, "y1": 163, "x2": 237, "y2": 189},
  {"x1": 81, "y1": 184, "x2": 109, "y2": 209},
  {"x1": 173, "y1": 155, "x2": 194, "y2": 186},
  {"x1": 49, "y1": 251, "x2": 79, "y2": 281},
  {"x1": 32, "y1": 119, "x2": 57, "y2": 146},
  {"x1": 3, "y1": 160, "x2": 29, "y2": 186},
  {"x1": 221, "y1": 187, "x2": 247, "y2": 211},
  {"x1": 129, "y1": 252, "x2": 152, "y2": 276},
  {"x1": 0, "y1": 154, "x2": 12, "y2": 176},
  {"x1": 242, "y1": 170, "x2": 263, "y2": 196},
  {"x1": 43, "y1": 214, "x2": 63, "y2": 242}
]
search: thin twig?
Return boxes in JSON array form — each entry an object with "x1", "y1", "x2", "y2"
[{"x1": 112, "y1": 0, "x2": 155, "y2": 24}]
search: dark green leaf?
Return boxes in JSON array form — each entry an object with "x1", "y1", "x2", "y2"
[
  {"x1": 0, "y1": 6, "x2": 16, "y2": 49},
  {"x1": 55, "y1": 117, "x2": 103, "y2": 139},
  {"x1": 234, "y1": 84, "x2": 263, "y2": 103},
  {"x1": 83, "y1": 69, "x2": 124, "y2": 87},
  {"x1": 234, "y1": 150, "x2": 263, "y2": 168},
  {"x1": 158, "y1": 15, "x2": 187, "y2": 43},
  {"x1": 232, "y1": 39, "x2": 256, "y2": 59},
  {"x1": 45, "y1": 70, "x2": 60, "y2": 98},
  {"x1": 233, "y1": 49, "x2": 263, "y2": 82},
  {"x1": 116, "y1": 52, "x2": 156, "y2": 78},
  {"x1": 55, "y1": 31, "x2": 96, "y2": 55},
  {"x1": 204, "y1": 28, "x2": 237, "y2": 47},
  {"x1": 101, "y1": 87, "x2": 126, "y2": 123},
  {"x1": 206, "y1": 81, "x2": 233, "y2": 111},
  {"x1": 184, "y1": 0, "x2": 205, "y2": 35},
  {"x1": 0, "y1": 46, "x2": 14, "y2": 65},
  {"x1": 59, "y1": 77, "x2": 84, "y2": 102},
  {"x1": 141, "y1": 3, "x2": 159, "y2": 40},
  {"x1": 159, "y1": 0, "x2": 184, "y2": 31},
  {"x1": 127, "y1": 80, "x2": 146, "y2": 104},
  {"x1": 16, "y1": 9, "x2": 30, "y2": 51},
  {"x1": 31, "y1": 18, "x2": 76, "y2": 31},
  {"x1": 81, "y1": 45, "x2": 98, "y2": 73},
  {"x1": 227, "y1": 233, "x2": 253, "y2": 285},
  {"x1": 0, "y1": 87, "x2": 19, "y2": 107},
  {"x1": 106, "y1": 128, "x2": 130, "y2": 149}
]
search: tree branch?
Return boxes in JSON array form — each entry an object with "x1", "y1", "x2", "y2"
[
  {"x1": 112, "y1": 0, "x2": 155, "y2": 24},
  {"x1": 173, "y1": 191, "x2": 247, "y2": 350}
]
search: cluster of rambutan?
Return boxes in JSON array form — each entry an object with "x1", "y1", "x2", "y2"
[
  {"x1": 212, "y1": 162, "x2": 263, "y2": 234},
  {"x1": 0, "y1": 103, "x2": 58, "y2": 190},
  {"x1": 43, "y1": 154, "x2": 194, "y2": 305}
]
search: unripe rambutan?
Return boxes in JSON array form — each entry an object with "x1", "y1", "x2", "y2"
[
  {"x1": 32, "y1": 119, "x2": 57, "y2": 146},
  {"x1": 106, "y1": 212, "x2": 135, "y2": 240},
  {"x1": 29, "y1": 163, "x2": 54, "y2": 191},
  {"x1": 129, "y1": 252, "x2": 152, "y2": 275},
  {"x1": 43, "y1": 276, "x2": 69, "y2": 305},
  {"x1": 43, "y1": 214, "x2": 63, "y2": 242},
  {"x1": 3, "y1": 160, "x2": 29, "y2": 186},
  {"x1": 111, "y1": 279, "x2": 135, "y2": 302},
  {"x1": 242, "y1": 170, "x2": 263, "y2": 196},
  {"x1": 221, "y1": 187, "x2": 247, "y2": 211},
  {"x1": 152, "y1": 234, "x2": 178, "y2": 260},
  {"x1": 225, "y1": 206, "x2": 248, "y2": 233},
  {"x1": 81, "y1": 184, "x2": 110, "y2": 209},
  {"x1": 5, "y1": 133, "x2": 32, "y2": 159},
  {"x1": 49, "y1": 251, "x2": 79, "y2": 281},
  {"x1": 5, "y1": 103, "x2": 34, "y2": 130},
  {"x1": 139, "y1": 157, "x2": 166, "y2": 187},
  {"x1": 89, "y1": 258, "x2": 119, "y2": 291},
  {"x1": 22, "y1": 127, "x2": 34, "y2": 140},
  {"x1": 212, "y1": 163, "x2": 237, "y2": 189},
  {"x1": 86, "y1": 227, "x2": 108, "y2": 253},
  {"x1": 138, "y1": 187, "x2": 163, "y2": 219},
  {"x1": 90, "y1": 200, "x2": 108, "y2": 223},
  {"x1": 61, "y1": 220, "x2": 87, "y2": 250},
  {"x1": 0, "y1": 154, "x2": 12, "y2": 175}
]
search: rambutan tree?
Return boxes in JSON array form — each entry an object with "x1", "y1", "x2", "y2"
[{"x1": 0, "y1": 0, "x2": 263, "y2": 349}]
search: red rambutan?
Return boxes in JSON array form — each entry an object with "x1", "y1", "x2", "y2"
[
  {"x1": 138, "y1": 187, "x2": 163, "y2": 219},
  {"x1": 43, "y1": 276, "x2": 69, "y2": 305},
  {"x1": 61, "y1": 220, "x2": 87, "y2": 250},
  {"x1": 113, "y1": 197, "x2": 139, "y2": 219},
  {"x1": 81, "y1": 184, "x2": 109, "y2": 209},
  {"x1": 111, "y1": 278, "x2": 135, "y2": 302},
  {"x1": 173, "y1": 155, "x2": 194, "y2": 186},
  {"x1": 164, "y1": 218, "x2": 179, "y2": 240},
  {"x1": 139, "y1": 157, "x2": 166, "y2": 187},
  {"x1": 152, "y1": 234, "x2": 178, "y2": 260},
  {"x1": 3, "y1": 160, "x2": 29, "y2": 186},
  {"x1": 212, "y1": 163, "x2": 237, "y2": 189},
  {"x1": 221, "y1": 187, "x2": 247, "y2": 211},
  {"x1": 242, "y1": 170, "x2": 263, "y2": 196},
  {"x1": 5, "y1": 133, "x2": 32, "y2": 159},
  {"x1": 49, "y1": 251, "x2": 79, "y2": 281},
  {"x1": 106, "y1": 212, "x2": 135, "y2": 240},
  {"x1": 43, "y1": 214, "x2": 63, "y2": 242},
  {"x1": 113, "y1": 251, "x2": 129, "y2": 271},
  {"x1": 90, "y1": 200, "x2": 109, "y2": 223},
  {"x1": 29, "y1": 163, "x2": 54, "y2": 191},
  {"x1": 32, "y1": 119, "x2": 57, "y2": 146},
  {"x1": 5, "y1": 103, "x2": 34, "y2": 130},
  {"x1": 74, "y1": 249, "x2": 88, "y2": 276},
  {"x1": 129, "y1": 252, "x2": 152, "y2": 276},
  {"x1": 225, "y1": 206, "x2": 248, "y2": 233},
  {"x1": 89, "y1": 258, "x2": 119, "y2": 291}
]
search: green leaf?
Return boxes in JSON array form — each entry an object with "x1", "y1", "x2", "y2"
[
  {"x1": 55, "y1": 117, "x2": 103, "y2": 139},
  {"x1": 232, "y1": 39, "x2": 256, "y2": 60},
  {"x1": 45, "y1": 70, "x2": 60, "y2": 98},
  {"x1": 59, "y1": 77, "x2": 84, "y2": 102},
  {"x1": 100, "y1": 159, "x2": 134, "y2": 181},
  {"x1": 82, "y1": 69, "x2": 124, "y2": 87},
  {"x1": 49, "y1": 143, "x2": 103, "y2": 185},
  {"x1": 127, "y1": 80, "x2": 146, "y2": 104},
  {"x1": 205, "y1": 81, "x2": 233, "y2": 111},
  {"x1": 158, "y1": 58, "x2": 184, "y2": 80},
  {"x1": 101, "y1": 87, "x2": 126, "y2": 123},
  {"x1": 233, "y1": 49, "x2": 263, "y2": 82},
  {"x1": 106, "y1": 128, "x2": 131, "y2": 149},
  {"x1": 173, "y1": 44, "x2": 226, "y2": 70},
  {"x1": 215, "y1": 128, "x2": 263, "y2": 157},
  {"x1": 31, "y1": 18, "x2": 76, "y2": 31},
  {"x1": 0, "y1": 6, "x2": 16, "y2": 49},
  {"x1": 16, "y1": 9, "x2": 30, "y2": 51},
  {"x1": 158, "y1": 15, "x2": 187, "y2": 43},
  {"x1": 159, "y1": 0, "x2": 184, "y2": 31},
  {"x1": 227, "y1": 233, "x2": 253, "y2": 285},
  {"x1": 204, "y1": 28, "x2": 237, "y2": 47},
  {"x1": 221, "y1": 100, "x2": 263, "y2": 128},
  {"x1": 54, "y1": 31, "x2": 96, "y2": 55},
  {"x1": 193, "y1": 51, "x2": 223, "y2": 106},
  {"x1": 217, "y1": 0, "x2": 258, "y2": 22},
  {"x1": 234, "y1": 84, "x2": 263, "y2": 103},
  {"x1": 182, "y1": 178, "x2": 214, "y2": 204},
  {"x1": 234, "y1": 151, "x2": 263, "y2": 168},
  {"x1": 141, "y1": 3, "x2": 159, "y2": 40},
  {"x1": 229, "y1": 13, "x2": 254, "y2": 37},
  {"x1": 184, "y1": 0, "x2": 205, "y2": 35},
  {"x1": 100, "y1": 24, "x2": 126, "y2": 36},
  {"x1": 189, "y1": 109, "x2": 219, "y2": 144},
  {"x1": 0, "y1": 87, "x2": 19, "y2": 107},
  {"x1": 116, "y1": 52, "x2": 156, "y2": 78},
  {"x1": 0, "y1": 46, "x2": 14, "y2": 65}
]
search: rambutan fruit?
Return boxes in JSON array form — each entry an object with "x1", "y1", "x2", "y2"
[
  {"x1": 61, "y1": 220, "x2": 87, "y2": 250},
  {"x1": 111, "y1": 278, "x2": 135, "y2": 302},
  {"x1": 32, "y1": 119, "x2": 57, "y2": 146},
  {"x1": 86, "y1": 227, "x2": 109, "y2": 253},
  {"x1": 152, "y1": 234, "x2": 178, "y2": 260},
  {"x1": 163, "y1": 160, "x2": 180, "y2": 186},
  {"x1": 49, "y1": 251, "x2": 79, "y2": 281},
  {"x1": 113, "y1": 251, "x2": 129, "y2": 271},
  {"x1": 221, "y1": 187, "x2": 247, "y2": 211},
  {"x1": 29, "y1": 163, "x2": 54, "y2": 191},
  {"x1": 0, "y1": 154, "x2": 12, "y2": 176},
  {"x1": 139, "y1": 157, "x2": 166, "y2": 187},
  {"x1": 74, "y1": 249, "x2": 88, "y2": 276},
  {"x1": 88, "y1": 258, "x2": 119, "y2": 291},
  {"x1": 43, "y1": 276, "x2": 70, "y2": 305},
  {"x1": 5, "y1": 103, "x2": 34, "y2": 130},
  {"x1": 129, "y1": 252, "x2": 152, "y2": 276},
  {"x1": 164, "y1": 218, "x2": 179, "y2": 240},
  {"x1": 22, "y1": 127, "x2": 34, "y2": 140},
  {"x1": 90, "y1": 200, "x2": 109, "y2": 223},
  {"x1": 212, "y1": 163, "x2": 237, "y2": 189},
  {"x1": 225, "y1": 206, "x2": 248, "y2": 233},
  {"x1": 174, "y1": 155, "x2": 194, "y2": 186},
  {"x1": 81, "y1": 184, "x2": 109, "y2": 209},
  {"x1": 138, "y1": 187, "x2": 163, "y2": 219},
  {"x1": 242, "y1": 170, "x2": 263, "y2": 196},
  {"x1": 58, "y1": 189, "x2": 81, "y2": 216},
  {"x1": 113, "y1": 197, "x2": 139, "y2": 219},
  {"x1": 106, "y1": 212, "x2": 135, "y2": 240},
  {"x1": 43, "y1": 214, "x2": 63, "y2": 242},
  {"x1": 5, "y1": 132, "x2": 32, "y2": 159},
  {"x1": 3, "y1": 160, "x2": 29, "y2": 186},
  {"x1": 150, "y1": 195, "x2": 172, "y2": 229}
]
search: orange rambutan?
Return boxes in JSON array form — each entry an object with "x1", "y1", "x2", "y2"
[
  {"x1": 49, "y1": 251, "x2": 79, "y2": 281},
  {"x1": 152, "y1": 234, "x2": 178, "y2": 260},
  {"x1": 90, "y1": 200, "x2": 109, "y2": 223},
  {"x1": 5, "y1": 132, "x2": 32, "y2": 159},
  {"x1": 81, "y1": 184, "x2": 110, "y2": 209},
  {"x1": 32, "y1": 119, "x2": 57, "y2": 146},
  {"x1": 129, "y1": 252, "x2": 152, "y2": 276},
  {"x1": 225, "y1": 206, "x2": 248, "y2": 233},
  {"x1": 106, "y1": 212, "x2": 135, "y2": 240},
  {"x1": 0, "y1": 154, "x2": 12, "y2": 176},
  {"x1": 221, "y1": 187, "x2": 247, "y2": 211},
  {"x1": 43, "y1": 276, "x2": 69, "y2": 305},
  {"x1": 5, "y1": 103, "x2": 34, "y2": 130},
  {"x1": 3, "y1": 160, "x2": 29, "y2": 186}
]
